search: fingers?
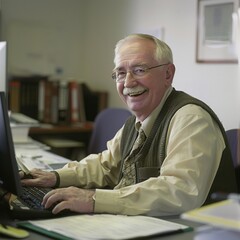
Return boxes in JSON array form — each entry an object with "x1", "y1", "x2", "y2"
[
  {"x1": 20, "y1": 169, "x2": 57, "y2": 188},
  {"x1": 42, "y1": 189, "x2": 68, "y2": 214},
  {"x1": 42, "y1": 189, "x2": 59, "y2": 208},
  {"x1": 21, "y1": 177, "x2": 43, "y2": 187},
  {"x1": 19, "y1": 170, "x2": 25, "y2": 179},
  {"x1": 42, "y1": 187, "x2": 95, "y2": 214}
]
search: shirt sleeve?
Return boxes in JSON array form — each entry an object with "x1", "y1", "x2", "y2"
[
  {"x1": 94, "y1": 104, "x2": 225, "y2": 216},
  {"x1": 56, "y1": 128, "x2": 123, "y2": 189}
]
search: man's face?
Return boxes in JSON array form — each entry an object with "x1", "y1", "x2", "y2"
[{"x1": 114, "y1": 38, "x2": 173, "y2": 121}]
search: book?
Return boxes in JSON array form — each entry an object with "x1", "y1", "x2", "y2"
[
  {"x1": 81, "y1": 83, "x2": 108, "y2": 121},
  {"x1": 38, "y1": 79, "x2": 46, "y2": 122},
  {"x1": 9, "y1": 76, "x2": 48, "y2": 120},
  {"x1": 68, "y1": 81, "x2": 80, "y2": 123},
  {"x1": 50, "y1": 80, "x2": 59, "y2": 124},
  {"x1": 9, "y1": 80, "x2": 21, "y2": 112},
  {"x1": 181, "y1": 200, "x2": 240, "y2": 232},
  {"x1": 9, "y1": 77, "x2": 107, "y2": 125},
  {"x1": 43, "y1": 81, "x2": 53, "y2": 123},
  {"x1": 58, "y1": 81, "x2": 69, "y2": 124},
  {"x1": 78, "y1": 83, "x2": 86, "y2": 122}
]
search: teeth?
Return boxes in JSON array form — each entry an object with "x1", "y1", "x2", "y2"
[
  {"x1": 129, "y1": 90, "x2": 144, "y2": 96},
  {"x1": 123, "y1": 87, "x2": 147, "y2": 96}
]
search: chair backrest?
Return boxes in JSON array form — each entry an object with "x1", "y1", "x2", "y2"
[
  {"x1": 225, "y1": 129, "x2": 240, "y2": 192},
  {"x1": 225, "y1": 129, "x2": 240, "y2": 167},
  {"x1": 87, "y1": 108, "x2": 132, "y2": 154}
]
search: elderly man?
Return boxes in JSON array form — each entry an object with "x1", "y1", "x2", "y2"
[{"x1": 21, "y1": 34, "x2": 237, "y2": 216}]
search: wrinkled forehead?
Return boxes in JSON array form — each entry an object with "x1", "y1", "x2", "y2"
[{"x1": 114, "y1": 38, "x2": 156, "y2": 67}]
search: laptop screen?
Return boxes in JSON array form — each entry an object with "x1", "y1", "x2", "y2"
[{"x1": 0, "y1": 91, "x2": 22, "y2": 196}]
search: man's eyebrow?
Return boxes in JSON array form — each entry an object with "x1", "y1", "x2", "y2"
[
  {"x1": 133, "y1": 64, "x2": 148, "y2": 67},
  {"x1": 113, "y1": 66, "x2": 125, "y2": 71},
  {"x1": 114, "y1": 63, "x2": 147, "y2": 71}
]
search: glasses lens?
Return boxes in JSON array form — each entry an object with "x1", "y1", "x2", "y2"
[
  {"x1": 132, "y1": 66, "x2": 147, "y2": 76},
  {"x1": 112, "y1": 71, "x2": 126, "y2": 82},
  {"x1": 112, "y1": 72, "x2": 117, "y2": 81},
  {"x1": 112, "y1": 65, "x2": 149, "y2": 82}
]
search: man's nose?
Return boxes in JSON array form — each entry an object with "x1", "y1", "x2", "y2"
[{"x1": 124, "y1": 72, "x2": 136, "y2": 87}]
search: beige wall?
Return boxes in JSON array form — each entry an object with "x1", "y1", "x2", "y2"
[{"x1": 1, "y1": 0, "x2": 240, "y2": 129}]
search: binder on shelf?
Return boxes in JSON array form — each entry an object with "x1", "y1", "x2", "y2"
[
  {"x1": 43, "y1": 81, "x2": 53, "y2": 123},
  {"x1": 8, "y1": 76, "x2": 107, "y2": 125},
  {"x1": 38, "y1": 79, "x2": 46, "y2": 122},
  {"x1": 78, "y1": 83, "x2": 86, "y2": 122},
  {"x1": 9, "y1": 76, "x2": 48, "y2": 120},
  {"x1": 9, "y1": 80, "x2": 21, "y2": 112},
  {"x1": 50, "y1": 80, "x2": 59, "y2": 124},
  {"x1": 81, "y1": 83, "x2": 108, "y2": 121},
  {"x1": 68, "y1": 80, "x2": 80, "y2": 123},
  {"x1": 58, "y1": 81, "x2": 69, "y2": 124}
]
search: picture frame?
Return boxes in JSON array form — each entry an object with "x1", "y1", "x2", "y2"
[{"x1": 196, "y1": 0, "x2": 239, "y2": 63}]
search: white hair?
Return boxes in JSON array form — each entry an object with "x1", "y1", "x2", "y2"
[{"x1": 114, "y1": 33, "x2": 173, "y2": 65}]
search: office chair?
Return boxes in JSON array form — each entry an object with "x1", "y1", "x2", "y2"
[
  {"x1": 87, "y1": 108, "x2": 132, "y2": 154},
  {"x1": 225, "y1": 129, "x2": 240, "y2": 192}
]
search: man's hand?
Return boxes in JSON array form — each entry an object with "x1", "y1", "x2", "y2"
[
  {"x1": 42, "y1": 187, "x2": 95, "y2": 214},
  {"x1": 20, "y1": 169, "x2": 57, "y2": 188}
]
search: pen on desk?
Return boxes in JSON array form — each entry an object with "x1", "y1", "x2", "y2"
[
  {"x1": 31, "y1": 155, "x2": 42, "y2": 159},
  {"x1": 21, "y1": 154, "x2": 42, "y2": 159},
  {"x1": 211, "y1": 192, "x2": 240, "y2": 202}
]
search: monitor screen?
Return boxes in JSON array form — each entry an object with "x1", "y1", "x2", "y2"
[
  {"x1": 0, "y1": 42, "x2": 7, "y2": 93},
  {"x1": 0, "y1": 91, "x2": 22, "y2": 196}
]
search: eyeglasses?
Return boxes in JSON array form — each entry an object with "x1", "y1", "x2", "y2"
[{"x1": 112, "y1": 63, "x2": 169, "y2": 82}]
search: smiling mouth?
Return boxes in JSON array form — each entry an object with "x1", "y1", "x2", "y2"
[{"x1": 128, "y1": 89, "x2": 147, "y2": 97}]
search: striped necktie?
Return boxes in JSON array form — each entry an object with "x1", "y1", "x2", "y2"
[{"x1": 115, "y1": 128, "x2": 146, "y2": 188}]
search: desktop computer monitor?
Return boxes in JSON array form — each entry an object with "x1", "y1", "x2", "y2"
[
  {"x1": 0, "y1": 91, "x2": 22, "y2": 196},
  {"x1": 0, "y1": 42, "x2": 7, "y2": 93}
]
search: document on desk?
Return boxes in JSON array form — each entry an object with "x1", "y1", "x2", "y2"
[
  {"x1": 181, "y1": 200, "x2": 240, "y2": 232},
  {"x1": 15, "y1": 148, "x2": 70, "y2": 171},
  {"x1": 18, "y1": 214, "x2": 191, "y2": 240}
]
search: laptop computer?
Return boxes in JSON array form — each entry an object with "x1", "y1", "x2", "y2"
[{"x1": 0, "y1": 92, "x2": 72, "y2": 219}]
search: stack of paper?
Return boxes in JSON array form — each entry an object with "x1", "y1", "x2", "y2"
[
  {"x1": 10, "y1": 123, "x2": 31, "y2": 143},
  {"x1": 181, "y1": 200, "x2": 240, "y2": 232},
  {"x1": 18, "y1": 214, "x2": 191, "y2": 240},
  {"x1": 15, "y1": 149, "x2": 70, "y2": 172}
]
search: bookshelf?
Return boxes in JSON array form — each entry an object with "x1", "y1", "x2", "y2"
[
  {"x1": 8, "y1": 76, "x2": 108, "y2": 124},
  {"x1": 8, "y1": 76, "x2": 108, "y2": 160}
]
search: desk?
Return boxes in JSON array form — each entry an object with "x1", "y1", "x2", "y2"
[
  {"x1": 28, "y1": 122, "x2": 93, "y2": 160},
  {"x1": 0, "y1": 201, "x2": 202, "y2": 240}
]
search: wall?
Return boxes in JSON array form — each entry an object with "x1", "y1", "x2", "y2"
[
  {"x1": 81, "y1": 0, "x2": 240, "y2": 130},
  {"x1": 1, "y1": 0, "x2": 84, "y2": 79},
  {"x1": 1, "y1": 0, "x2": 240, "y2": 130}
]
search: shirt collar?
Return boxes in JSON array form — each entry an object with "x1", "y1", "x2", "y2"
[{"x1": 135, "y1": 86, "x2": 173, "y2": 137}]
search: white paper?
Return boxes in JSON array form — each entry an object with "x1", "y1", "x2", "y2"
[
  {"x1": 29, "y1": 214, "x2": 189, "y2": 240},
  {"x1": 15, "y1": 148, "x2": 70, "y2": 172}
]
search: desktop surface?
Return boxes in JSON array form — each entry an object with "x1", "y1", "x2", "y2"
[{"x1": 0, "y1": 200, "x2": 201, "y2": 240}]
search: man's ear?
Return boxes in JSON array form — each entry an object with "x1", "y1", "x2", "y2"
[
  {"x1": 165, "y1": 64, "x2": 175, "y2": 82},
  {"x1": 166, "y1": 70, "x2": 171, "y2": 79}
]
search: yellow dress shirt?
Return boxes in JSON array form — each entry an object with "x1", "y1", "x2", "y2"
[{"x1": 56, "y1": 87, "x2": 225, "y2": 216}]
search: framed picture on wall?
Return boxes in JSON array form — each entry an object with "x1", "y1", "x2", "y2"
[{"x1": 196, "y1": 0, "x2": 239, "y2": 63}]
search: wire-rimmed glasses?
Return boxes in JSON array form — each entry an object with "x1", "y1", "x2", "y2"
[{"x1": 112, "y1": 63, "x2": 169, "y2": 82}]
